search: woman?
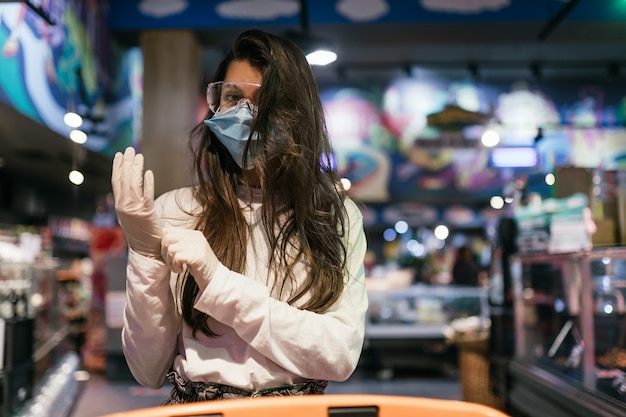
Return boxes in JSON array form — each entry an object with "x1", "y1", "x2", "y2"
[{"x1": 111, "y1": 29, "x2": 368, "y2": 404}]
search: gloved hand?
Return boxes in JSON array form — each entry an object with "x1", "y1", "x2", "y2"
[
  {"x1": 161, "y1": 227, "x2": 220, "y2": 291},
  {"x1": 111, "y1": 147, "x2": 162, "y2": 258}
]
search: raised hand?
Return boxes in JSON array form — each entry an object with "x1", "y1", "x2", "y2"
[{"x1": 111, "y1": 147, "x2": 163, "y2": 258}]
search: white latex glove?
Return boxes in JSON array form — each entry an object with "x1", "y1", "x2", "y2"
[
  {"x1": 161, "y1": 227, "x2": 220, "y2": 292},
  {"x1": 111, "y1": 147, "x2": 162, "y2": 258}
]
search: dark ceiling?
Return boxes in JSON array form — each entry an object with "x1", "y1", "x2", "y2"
[
  {"x1": 100, "y1": 0, "x2": 626, "y2": 85},
  {"x1": 196, "y1": 16, "x2": 626, "y2": 86},
  {"x1": 109, "y1": 0, "x2": 626, "y2": 84},
  {"x1": 0, "y1": 101, "x2": 113, "y2": 208},
  {"x1": 2, "y1": 0, "x2": 625, "y2": 218}
]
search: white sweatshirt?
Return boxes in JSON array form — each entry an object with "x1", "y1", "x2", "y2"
[{"x1": 121, "y1": 186, "x2": 368, "y2": 390}]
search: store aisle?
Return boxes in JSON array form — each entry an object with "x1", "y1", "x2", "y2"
[{"x1": 70, "y1": 368, "x2": 461, "y2": 417}]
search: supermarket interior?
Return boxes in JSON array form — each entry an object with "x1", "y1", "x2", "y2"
[{"x1": 1, "y1": 0, "x2": 626, "y2": 416}]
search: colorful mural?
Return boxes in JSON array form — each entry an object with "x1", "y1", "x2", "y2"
[
  {"x1": 320, "y1": 74, "x2": 626, "y2": 225},
  {"x1": 0, "y1": 1, "x2": 138, "y2": 158}
]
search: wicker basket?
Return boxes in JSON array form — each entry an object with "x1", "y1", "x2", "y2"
[{"x1": 455, "y1": 332, "x2": 504, "y2": 410}]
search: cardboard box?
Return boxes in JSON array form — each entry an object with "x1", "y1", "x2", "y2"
[
  {"x1": 554, "y1": 167, "x2": 593, "y2": 201},
  {"x1": 592, "y1": 218, "x2": 617, "y2": 246},
  {"x1": 618, "y1": 188, "x2": 626, "y2": 245}
]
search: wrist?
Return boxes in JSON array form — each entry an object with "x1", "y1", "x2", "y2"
[
  {"x1": 129, "y1": 246, "x2": 164, "y2": 261},
  {"x1": 192, "y1": 261, "x2": 221, "y2": 293}
]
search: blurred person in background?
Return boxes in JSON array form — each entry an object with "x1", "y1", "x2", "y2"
[{"x1": 451, "y1": 245, "x2": 481, "y2": 286}]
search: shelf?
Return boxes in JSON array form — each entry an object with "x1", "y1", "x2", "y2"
[
  {"x1": 13, "y1": 352, "x2": 85, "y2": 417},
  {"x1": 366, "y1": 323, "x2": 446, "y2": 340},
  {"x1": 366, "y1": 284, "x2": 489, "y2": 341},
  {"x1": 32, "y1": 325, "x2": 69, "y2": 363}
]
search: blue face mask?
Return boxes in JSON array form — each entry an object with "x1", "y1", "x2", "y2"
[{"x1": 204, "y1": 104, "x2": 259, "y2": 170}]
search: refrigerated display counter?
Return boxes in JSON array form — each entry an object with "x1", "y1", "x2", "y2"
[
  {"x1": 508, "y1": 247, "x2": 626, "y2": 417},
  {"x1": 0, "y1": 260, "x2": 81, "y2": 417},
  {"x1": 363, "y1": 284, "x2": 489, "y2": 376}
]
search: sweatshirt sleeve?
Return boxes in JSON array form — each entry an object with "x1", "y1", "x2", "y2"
[
  {"x1": 193, "y1": 198, "x2": 368, "y2": 381},
  {"x1": 121, "y1": 249, "x2": 179, "y2": 388},
  {"x1": 121, "y1": 191, "x2": 185, "y2": 389}
]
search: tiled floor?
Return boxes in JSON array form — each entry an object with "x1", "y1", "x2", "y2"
[{"x1": 69, "y1": 367, "x2": 462, "y2": 417}]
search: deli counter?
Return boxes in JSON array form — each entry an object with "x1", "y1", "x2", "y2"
[
  {"x1": 507, "y1": 247, "x2": 626, "y2": 417},
  {"x1": 363, "y1": 283, "x2": 489, "y2": 377}
]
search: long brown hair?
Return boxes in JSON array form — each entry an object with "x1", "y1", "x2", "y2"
[{"x1": 180, "y1": 29, "x2": 348, "y2": 337}]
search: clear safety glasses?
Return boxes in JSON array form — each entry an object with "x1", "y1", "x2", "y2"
[{"x1": 206, "y1": 81, "x2": 262, "y2": 114}]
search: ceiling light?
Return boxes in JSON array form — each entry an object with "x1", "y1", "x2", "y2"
[
  {"x1": 433, "y1": 225, "x2": 449, "y2": 240},
  {"x1": 64, "y1": 111, "x2": 83, "y2": 128},
  {"x1": 69, "y1": 170, "x2": 84, "y2": 185},
  {"x1": 490, "y1": 196, "x2": 505, "y2": 210},
  {"x1": 285, "y1": 29, "x2": 337, "y2": 67},
  {"x1": 394, "y1": 220, "x2": 409, "y2": 234},
  {"x1": 306, "y1": 49, "x2": 337, "y2": 66},
  {"x1": 69, "y1": 129, "x2": 88, "y2": 144},
  {"x1": 481, "y1": 129, "x2": 500, "y2": 147}
]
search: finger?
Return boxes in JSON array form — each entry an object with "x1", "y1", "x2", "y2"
[
  {"x1": 121, "y1": 147, "x2": 137, "y2": 201},
  {"x1": 129, "y1": 153, "x2": 145, "y2": 201},
  {"x1": 123, "y1": 146, "x2": 136, "y2": 157},
  {"x1": 111, "y1": 152, "x2": 123, "y2": 204},
  {"x1": 144, "y1": 170, "x2": 155, "y2": 206},
  {"x1": 171, "y1": 259, "x2": 185, "y2": 274},
  {"x1": 163, "y1": 227, "x2": 184, "y2": 240},
  {"x1": 165, "y1": 243, "x2": 185, "y2": 273}
]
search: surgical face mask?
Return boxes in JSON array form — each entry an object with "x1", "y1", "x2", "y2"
[{"x1": 204, "y1": 100, "x2": 260, "y2": 170}]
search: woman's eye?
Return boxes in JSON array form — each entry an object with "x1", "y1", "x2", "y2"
[{"x1": 222, "y1": 92, "x2": 243, "y2": 107}]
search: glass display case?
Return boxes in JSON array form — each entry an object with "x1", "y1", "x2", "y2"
[
  {"x1": 363, "y1": 285, "x2": 489, "y2": 377},
  {"x1": 0, "y1": 260, "x2": 71, "y2": 373},
  {"x1": 0, "y1": 259, "x2": 76, "y2": 416},
  {"x1": 507, "y1": 247, "x2": 626, "y2": 417}
]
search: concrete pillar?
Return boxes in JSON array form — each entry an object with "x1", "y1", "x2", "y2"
[{"x1": 139, "y1": 30, "x2": 201, "y2": 197}]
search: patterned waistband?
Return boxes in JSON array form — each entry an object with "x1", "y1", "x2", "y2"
[{"x1": 162, "y1": 371, "x2": 328, "y2": 405}]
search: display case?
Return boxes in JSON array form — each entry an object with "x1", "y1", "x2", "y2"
[
  {"x1": 362, "y1": 285, "x2": 489, "y2": 377},
  {"x1": 0, "y1": 259, "x2": 77, "y2": 416},
  {"x1": 507, "y1": 247, "x2": 626, "y2": 417}
]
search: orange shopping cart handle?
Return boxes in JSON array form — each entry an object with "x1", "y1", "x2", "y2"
[{"x1": 98, "y1": 393, "x2": 510, "y2": 417}]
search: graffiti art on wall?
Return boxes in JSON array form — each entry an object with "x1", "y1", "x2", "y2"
[
  {"x1": 0, "y1": 2, "x2": 139, "y2": 158},
  {"x1": 321, "y1": 74, "x2": 626, "y2": 207}
]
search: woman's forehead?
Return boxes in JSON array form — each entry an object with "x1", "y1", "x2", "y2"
[{"x1": 224, "y1": 60, "x2": 262, "y2": 84}]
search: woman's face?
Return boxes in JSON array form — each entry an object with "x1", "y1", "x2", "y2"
[{"x1": 222, "y1": 60, "x2": 264, "y2": 185}]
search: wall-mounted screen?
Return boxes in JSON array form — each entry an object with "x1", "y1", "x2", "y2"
[{"x1": 490, "y1": 147, "x2": 538, "y2": 168}]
